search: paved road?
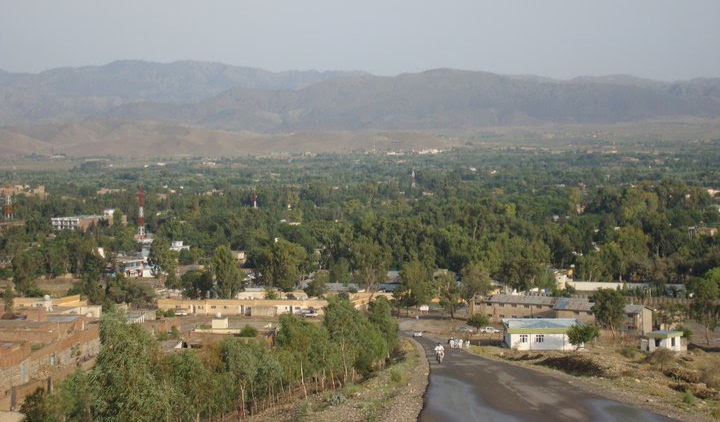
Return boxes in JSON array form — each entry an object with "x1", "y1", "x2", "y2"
[{"x1": 413, "y1": 334, "x2": 676, "y2": 422}]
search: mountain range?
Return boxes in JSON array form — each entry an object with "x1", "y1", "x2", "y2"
[{"x1": 1, "y1": 60, "x2": 719, "y2": 157}]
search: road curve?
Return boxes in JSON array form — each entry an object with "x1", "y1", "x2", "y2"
[{"x1": 413, "y1": 334, "x2": 676, "y2": 422}]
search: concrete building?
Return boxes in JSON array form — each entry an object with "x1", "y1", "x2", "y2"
[
  {"x1": 477, "y1": 294, "x2": 653, "y2": 335},
  {"x1": 51, "y1": 208, "x2": 122, "y2": 232},
  {"x1": 552, "y1": 297, "x2": 595, "y2": 323},
  {"x1": 642, "y1": 330, "x2": 686, "y2": 353},
  {"x1": 502, "y1": 318, "x2": 582, "y2": 351},
  {"x1": 477, "y1": 294, "x2": 556, "y2": 322},
  {"x1": 170, "y1": 241, "x2": 190, "y2": 252},
  {"x1": 158, "y1": 298, "x2": 328, "y2": 317},
  {"x1": 13, "y1": 295, "x2": 102, "y2": 318},
  {"x1": 0, "y1": 312, "x2": 100, "y2": 410}
]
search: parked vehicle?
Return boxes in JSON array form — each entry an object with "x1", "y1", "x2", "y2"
[
  {"x1": 412, "y1": 331, "x2": 423, "y2": 337},
  {"x1": 480, "y1": 326, "x2": 500, "y2": 334}
]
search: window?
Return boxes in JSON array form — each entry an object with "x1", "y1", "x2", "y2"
[
  {"x1": 535, "y1": 335, "x2": 544, "y2": 343},
  {"x1": 520, "y1": 335, "x2": 528, "y2": 343},
  {"x1": 524, "y1": 305, "x2": 530, "y2": 308},
  {"x1": 499, "y1": 314, "x2": 505, "y2": 318},
  {"x1": 511, "y1": 304, "x2": 517, "y2": 308}
]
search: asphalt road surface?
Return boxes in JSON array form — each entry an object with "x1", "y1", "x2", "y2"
[{"x1": 414, "y1": 334, "x2": 676, "y2": 422}]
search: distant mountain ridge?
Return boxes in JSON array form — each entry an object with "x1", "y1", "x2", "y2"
[
  {"x1": 1, "y1": 61, "x2": 720, "y2": 157},
  {"x1": 108, "y1": 68, "x2": 720, "y2": 131},
  {"x1": 0, "y1": 60, "x2": 367, "y2": 123}
]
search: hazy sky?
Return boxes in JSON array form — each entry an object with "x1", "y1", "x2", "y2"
[{"x1": 1, "y1": 0, "x2": 719, "y2": 80}]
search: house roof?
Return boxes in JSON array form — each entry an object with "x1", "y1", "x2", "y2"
[
  {"x1": 624, "y1": 304, "x2": 648, "y2": 314},
  {"x1": 502, "y1": 318, "x2": 581, "y2": 334},
  {"x1": 647, "y1": 330, "x2": 683, "y2": 338},
  {"x1": 552, "y1": 298, "x2": 593, "y2": 312},
  {"x1": 486, "y1": 294, "x2": 555, "y2": 306}
]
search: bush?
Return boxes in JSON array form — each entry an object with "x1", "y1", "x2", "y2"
[
  {"x1": 325, "y1": 392, "x2": 347, "y2": 406},
  {"x1": 239, "y1": 324, "x2": 259, "y2": 338},
  {"x1": 618, "y1": 345, "x2": 639, "y2": 359},
  {"x1": 699, "y1": 363, "x2": 720, "y2": 389},
  {"x1": 646, "y1": 348, "x2": 675, "y2": 371},
  {"x1": 683, "y1": 389, "x2": 696, "y2": 405},
  {"x1": 675, "y1": 325, "x2": 693, "y2": 339},
  {"x1": 389, "y1": 367, "x2": 404, "y2": 384},
  {"x1": 537, "y1": 355, "x2": 606, "y2": 377}
]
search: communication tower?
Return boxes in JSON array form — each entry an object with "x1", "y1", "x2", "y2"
[
  {"x1": 137, "y1": 186, "x2": 145, "y2": 237},
  {"x1": 4, "y1": 184, "x2": 12, "y2": 220}
]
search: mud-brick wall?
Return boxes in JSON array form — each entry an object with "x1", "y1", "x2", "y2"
[{"x1": 29, "y1": 326, "x2": 100, "y2": 376}]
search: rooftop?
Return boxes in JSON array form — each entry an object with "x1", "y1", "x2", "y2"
[
  {"x1": 487, "y1": 294, "x2": 555, "y2": 306},
  {"x1": 553, "y1": 298, "x2": 594, "y2": 312},
  {"x1": 502, "y1": 318, "x2": 581, "y2": 331}
]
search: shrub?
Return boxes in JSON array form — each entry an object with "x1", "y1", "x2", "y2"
[
  {"x1": 683, "y1": 389, "x2": 696, "y2": 405},
  {"x1": 675, "y1": 325, "x2": 693, "y2": 339},
  {"x1": 326, "y1": 392, "x2": 347, "y2": 406},
  {"x1": 618, "y1": 345, "x2": 638, "y2": 359},
  {"x1": 390, "y1": 368, "x2": 404, "y2": 384},
  {"x1": 238, "y1": 324, "x2": 259, "y2": 337},
  {"x1": 699, "y1": 363, "x2": 720, "y2": 389},
  {"x1": 537, "y1": 355, "x2": 606, "y2": 377},
  {"x1": 646, "y1": 348, "x2": 675, "y2": 371}
]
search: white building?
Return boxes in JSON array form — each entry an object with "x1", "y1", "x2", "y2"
[
  {"x1": 642, "y1": 330, "x2": 686, "y2": 353},
  {"x1": 170, "y1": 240, "x2": 190, "y2": 252},
  {"x1": 502, "y1": 318, "x2": 582, "y2": 351}
]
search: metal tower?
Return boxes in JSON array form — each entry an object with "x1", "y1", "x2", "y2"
[
  {"x1": 137, "y1": 186, "x2": 145, "y2": 237},
  {"x1": 4, "y1": 185, "x2": 11, "y2": 220}
]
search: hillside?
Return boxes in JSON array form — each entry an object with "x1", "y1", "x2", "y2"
[
  {"x1": 0, "y1": 60, "x2": 366, "y2": 124},
  {"x1": 2, "y1": 62, "x2": 720, "y2": 157},
  {"x1": 0, "y1": 120, "x2": 460, "y2": 158},
  {"x1": 107, "y1": 69, "x2": 720, "y2": 132}
]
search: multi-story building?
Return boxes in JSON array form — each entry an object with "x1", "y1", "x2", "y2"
[{"x1": 51, "y1": 208, "x2": 123, "y2": 232}]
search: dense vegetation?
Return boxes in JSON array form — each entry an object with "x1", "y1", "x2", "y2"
[
  {"x1": 3, "y1": 142, "x2": 720, "y2": 300},
  {"x1": 20, "y1": 296, "x2": 398, "y2": 421}
]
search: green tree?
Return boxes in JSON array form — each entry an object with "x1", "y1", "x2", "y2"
[
  {"x1": 257, "y1": 240, "x2": 306, "y2": 292},
  {"x1": 239, "y1": 324, "x2": 259, "y2": 337},
  {"x1": 20, "y1": 388, "x2": 53, "y2": 422},
  {"x1": 437, "y1": 271, "x2": 461, "y2": 319},
  {"x1": 90, "y1": 313, "x2": 177, "y2": 421},
  {"x1": 3, "y1": 285, "x2": 14, "y2": 314},
  {"x1": 12, "y1": 249, "x2": 40, "y2": 295},
  {"x1": 591, "y1": 289, "x2": 626, "y2": 338},
  {"x1": 181, "y1": 269, "x2": 213, "y2": 299},
  {"x1": 467, "y1": 313, "x2": 490, "y2": 333},
  {"x1": 304, "y1": 272, "x2": 328, "y2": 298},
  {"x1": 367, "y1": 296, "x2": 399, "y2": 353},
  {"x1": 211, "y1": 245, "x2": 243, "y2": 298},
  {"x1": 149, "y1": 236, "x2": 179, "y2": 289},
  {"x1": 566, "y1": 324, "x2": 599, "y2": 351},
  {"x1": 393, "y1": 259, "x2": 432, "y2": 315},
  {"x1": 691, "y1": 273, "x2": 720, "y2": 345},
  {"x1": 329, "y1": 257, "x2": 351, "y2": 284},
  {"x1": 460, "y1": 263, "x2": 492, "y2": 303},
  {"x1": 351, "y1": 237, "x2": 391, "y2": 295}
]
